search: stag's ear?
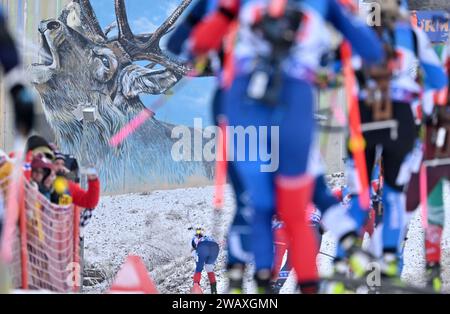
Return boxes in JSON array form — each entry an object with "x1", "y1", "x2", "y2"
[{"x1": 120, "y1": 65, "x2": 182, "y2": 98}]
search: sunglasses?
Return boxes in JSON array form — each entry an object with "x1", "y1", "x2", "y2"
[{"x1": 45, "y1": 153, "x2": 55, "y2": 160}]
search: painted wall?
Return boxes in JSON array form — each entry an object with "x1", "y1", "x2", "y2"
[
  {"x1": 26, "y1": 0, "x2": 215, "y2": 195},
  {"x1": 1, "y1": 0, "x2": 347, "y2": 195}
]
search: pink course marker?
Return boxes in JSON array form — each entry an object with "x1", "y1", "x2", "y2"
[
  {"x1": 109, "y1": 109, "x2": 155, "y2": 147},
  {"x1": 419, "y1": 164, "x2": 428, "y2": 229}
]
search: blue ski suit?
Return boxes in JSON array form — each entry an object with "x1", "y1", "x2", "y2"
[
  {"x1": 222, "y1": 0, "x2": 383, "y2": 275},
  {"x1": 343, "y1": 20, "x2": 448, "y2": 262},
  {"x1": 192, "y1": 235, "x2": 220, "y2": 273}
]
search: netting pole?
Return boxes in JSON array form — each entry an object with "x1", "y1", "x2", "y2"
[
  {"x1": 19, "y1": 178, "x2": 29, "y2": 290},
  {"x1": 73, "y1": 206, "x2": 81, "y2": 293}
]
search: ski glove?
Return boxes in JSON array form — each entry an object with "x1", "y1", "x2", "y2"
[
  {"x1": 80, "y1": 209, "x2": 93, "y2": 228},
  {"x1": 10, "y1": 84, "x2": 35, "y2": 136}
]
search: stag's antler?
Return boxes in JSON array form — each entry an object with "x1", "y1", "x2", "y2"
[
  {"x1": 74, "y1": 0, "x2": 107, "y2": 40},
  {"x1": 112, "y1": 0, "x2": 193, "y2": 75},
  {"x1": 114, "y1": 0, "x2": 134, "y2": 43},
  {"x1": 147, "y1": 0, "x2": 193, "y2": 49}
]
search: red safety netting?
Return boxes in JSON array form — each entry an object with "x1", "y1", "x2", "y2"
[{"x1": 1, "y1": 176, "x2": 81, "y2": 293}]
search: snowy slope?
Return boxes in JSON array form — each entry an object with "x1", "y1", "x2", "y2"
[
  {"x1": 82, "y1": 186, "x2": 235, "y2": 294},
  {"x1": 82, "y1": 180, "x2": 450, "y2": 294}
]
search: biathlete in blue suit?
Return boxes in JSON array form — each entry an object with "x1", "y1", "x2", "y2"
[
  {"x1": 336, "y1": 0, "x2": 448, "y2": 281},
  {"x1": 191, "y1": 228, "x2": 220, "y2": 294},
  {"x1": 190, "y1": 0, "x2": 384, "y2": 294}
]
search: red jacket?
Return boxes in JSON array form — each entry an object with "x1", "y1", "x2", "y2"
[
  {"x1": 68, "y1": 179, "x2": 100, "y2": 209},
  {"x1": 190, "y1": 0, "x2": 239, "y2": 56}
]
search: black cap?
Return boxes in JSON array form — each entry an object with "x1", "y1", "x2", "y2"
[
  {"x1": 65, "y1": 155, "x2": 79, "y2": 172},
  {"x1": 26, "y1": 135, "x2": 51, "y2": 152}
]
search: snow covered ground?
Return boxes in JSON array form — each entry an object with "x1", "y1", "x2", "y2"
[{"x1": 82, "y1": 177, "x2": 450, "y2": 294}]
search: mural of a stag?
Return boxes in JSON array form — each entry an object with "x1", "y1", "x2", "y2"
[{"x1": 30, "y1": 0, "x2": 214, "y2": 194}]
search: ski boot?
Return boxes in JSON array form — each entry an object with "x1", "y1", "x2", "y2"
[
  {"x1": 378, "y1": 252, "x2": 403, "y2": 292},
  {"x1": 298, "y1": 281, "x2": 320, "y2": 294},
  {"x1": 348, "y1": 249, "x2": 373, "y2": 279},
  {"x1": 210, "y1": 282, "x2": 218, "y2": 294},
  {"x1": 340, "y1": 233, "x2": 373, "y2": 279},
  {"x1": 270, "y1": 281, "x2": 283, "y2": 294},
  {"x1": 227, "y1": 264, "x2": 245, "y2": 294},
  {"x1": 324, "y1": 233, "x2": 374, "y2": 294},
  {"x1": 426, "y1": 263, "x2": 442, "y2": 293},
  {"x1": 207, "y1": 272, "x2": 217, "y2": 294},
  {"x1": 323, "y1": 259, "x2": 355, "y2": 294},
  {"x1": 255, "y1": 269, "x2": 273, "y2": 294},
  {"x1": 380, "y1": 253, "x2": 399, "y2": 278}
]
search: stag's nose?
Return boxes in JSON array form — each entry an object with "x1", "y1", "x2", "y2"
[{"x1": 39, "y1": 20, "x2": 61, "y2": 34}]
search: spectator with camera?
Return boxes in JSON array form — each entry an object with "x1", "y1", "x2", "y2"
[
  {"x1": 51, "y1": 151, "x2": 100, "y2": 209},
  {"x1": 24, "y1": 136, "x2": 101, "y2": 208}
]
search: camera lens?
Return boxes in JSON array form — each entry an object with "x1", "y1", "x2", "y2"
[{"x1": 56, "y1": 170, "x2": 66, "y2": 177}]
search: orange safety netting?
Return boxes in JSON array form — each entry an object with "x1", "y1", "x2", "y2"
[{"x1": 1, "y1": 176, "x2": 81, "y2": 293}]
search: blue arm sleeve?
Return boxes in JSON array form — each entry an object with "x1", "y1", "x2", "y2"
[
  {"x1": 325, "y1": 0, "x2": 384, "y2": 65},
  {"x1": 412, "y1": 26, "x2": 448, "y2": 90},
  {"x1": 0, "y1": 9, "x2": 20, "y2": 73},
  {"x1": 421, "y1": 62, "x2": 448, "y2": 90},
  {"x1": 166, "y1": 0, "x2": 209, "y2": 56}
]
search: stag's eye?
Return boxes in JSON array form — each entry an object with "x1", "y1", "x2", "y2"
[
  {"x1": 101, "y1": 56, "x2": 110, "y2": 69},
  {"x1": 92, "y1": 48, "x2": 118, "y2": 82}
]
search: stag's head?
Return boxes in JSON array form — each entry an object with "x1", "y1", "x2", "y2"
[{"x1": 31, "y1": 0, "x2": 192, "y2": 123}]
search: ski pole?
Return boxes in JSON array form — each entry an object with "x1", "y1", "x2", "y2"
[
  {"x1": 212, "y1": 116, "x2": 228, "y2": 241},
  {"x1": 341, "y1": 41, "x2": 370, "y2": 209},
  {"x1": 419, "y1": 162, "x2": 428, "y2": 229},
  {"x1": 419, "y1": 124, "x2": 428, "y2": 230},
  {"x1": 318, "y1": 251, "x2": 336, "y2": 260},
  {"x1": 419, "y1": 90, "x2": 429, "y2": 230}
]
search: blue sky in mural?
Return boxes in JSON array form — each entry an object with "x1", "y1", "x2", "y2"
[{"x1": 91, "y1": 0, "x2": 216, "y2": 127}]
